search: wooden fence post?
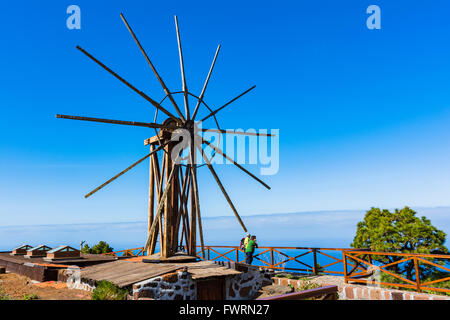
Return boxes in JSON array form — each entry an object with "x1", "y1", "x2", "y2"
[
  {"x1": 343, "y1": 251, "x2": 348, "y2": 284},
  {"x1": 270, "y1": 248, "x2": 274, "y2": 269},
  {"x1": 313, "y1": 248, "x2": 318, "y2": 275},
  {"x1": 414, "y1": 257, "x2": 421, "y2": 293}
]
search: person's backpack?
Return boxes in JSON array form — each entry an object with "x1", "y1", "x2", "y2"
[{"x1": 240, "y1": 238, "x2": 245, "y2": 250}]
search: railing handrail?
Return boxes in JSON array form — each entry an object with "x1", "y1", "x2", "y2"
[
  {"x1": 102, "y1": 245, "x2": 450, "y2": 294},
  {"x1": 344, "y1": 250, "x2": 450, "y2": 259}
]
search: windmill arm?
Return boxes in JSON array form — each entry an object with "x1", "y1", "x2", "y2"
[
  {"x1": 84, "y1": 140, "x2": 169, "y2": 198},
  {"x1": 76, "y1": 45, "x2": 180, "y2": 124},
  {"x1": 119, "y1": 13, "x2": 186, "y2": 122},
  {"x1": 56, "y1": 114, "x2": 177, "y2": 130},
  {"x1": 196, "y1": 144, "x2": 247, "y2": 232},
  {"x1": 200, "y1": 136, "x2": 271, "y2": 190},
  {"x1": 191, "y1": 44, "x2": 221, "y2": 121},
  {"x1": 199, "y1": 128, "x2": 274, "y2": 137},
  {"x1": 200, "y1": 85, "x2": 256, "y2": 122}
]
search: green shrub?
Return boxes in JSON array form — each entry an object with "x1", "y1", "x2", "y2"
[
  {"x1": 23, "y1": 294, "x2": 39, "y2": 300},
  {"x1": 81, "y1": 241, "x2": 114, "y2": 254},
  {"x1": 91, "y1": 280, "x2": 128, "y2": 300},
  {"x1": 0, "y1": 291, "x2": 10, "y2": 300},
  {"x1": 297, "y1": 279, "x2": 321, "y2": 292}
]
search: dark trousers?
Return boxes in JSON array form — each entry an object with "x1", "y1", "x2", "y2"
[{"x1": 245, "y1": 251, "x2": 254, "y2": 264}]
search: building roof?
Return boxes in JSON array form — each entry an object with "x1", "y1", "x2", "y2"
[
  {"x1": 47, "y1": 245, "x2": 78, "y2": 253},
  {"x1": 27, "y1": 245, "x2": 52, "y2": 252},
  {"x1": 12, "y1": 244, "x2": 32, "y2": 251}
]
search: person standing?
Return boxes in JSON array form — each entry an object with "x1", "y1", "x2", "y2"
[{"x1": 245, "y1": 235, "x2": 258, "y2": 265}]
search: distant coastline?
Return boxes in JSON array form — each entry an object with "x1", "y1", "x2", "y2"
[{"x1": 1, "y1": 206, "x2": 449, "y2": 251}]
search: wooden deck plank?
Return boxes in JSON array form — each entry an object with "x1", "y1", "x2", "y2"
[{"x1": 80, "y1": 260, "x2": 241, "y2": 287}]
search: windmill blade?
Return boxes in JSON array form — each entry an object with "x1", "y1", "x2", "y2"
[
  {"x1": 199, "y1": 128, "x2": 274, "y2": 137},
  {"x1": 76, "y1": 45, "x2": 180, "y2": 124},
  {"x1": 56, "y1": 114, "x2": 177, "y2": 130},
  {"x1": 191, "y1": 45, "x2": 221, "y2": 121},
  {"x1": 174, "y1": 16, "x2": 190, "y2": 120},
  {"x1": 119, "y1": 13, "x2": 186, "y2": 122},
  {"x1": 201, "y1": 137, "x2": 271, "y2": 190},
  {"x1": 196, "y1": 145, "x2": 248, "y2": 232},
  {"x1": 84, "y1": 141, "x2": 169, "y2": 198},
  {"x1": 144, "y1": 154, "x2": 180, "y2": 251},
  {"x1": 201, "y1": 85, "x2": 256, "y2": 122}
]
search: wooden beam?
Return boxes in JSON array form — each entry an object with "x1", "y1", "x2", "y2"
[
  {"x1": 146, "y1": 144, "x2": 155, "y2": 256},
  {"x1": 197, "y1": 145, "x2": 248, "y2": 232},
  {"x1": 201, "y1": 136, "x2": 271, "y2": 190},
  {"x1": 201, "y1": 85, "x2": 256, "y2": 122},
  {"x1": 84, "y1": 141, "x2": 168, "y2": 198},
  {"x1": 144, "y1": 153, "x2": 180, "y2": 252},
  {"x1": 174, "y1": 16, "x2": 190, "y2": 120},
  {"x1": 120, "y1": 13, "x2": 186, "y2": 122},
  {"x1": 191, "y1": 44, "x2": 221, "y2": 121},
  {"x1": 76, "y1": 45, "x2": 180, "y2": 124}
]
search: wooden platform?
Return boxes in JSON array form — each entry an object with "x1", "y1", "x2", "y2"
[{"x1": 80, "y1": 259, "x2": 242, "y2": 288}]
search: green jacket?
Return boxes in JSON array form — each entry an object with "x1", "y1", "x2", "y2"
[{"x1": 245, "y1": 239, "x2": 258, "y2": 253}]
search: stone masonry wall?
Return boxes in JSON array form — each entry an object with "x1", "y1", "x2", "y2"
[
  {"x1": 214, "y1": 261, "x2": 273, "y2": 300},
  {"x1": 132, "y1": 268, "x2": 196, "y2": 300},
  {"x1": 272, "y1": 277, "x2": 450, "y2": 300}
]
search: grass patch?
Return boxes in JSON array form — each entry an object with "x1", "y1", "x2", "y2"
[
  {"x1": 92, "y1": 280, "x2": 128, "y2": 300},
  {"x1": 23, "y1": 293, "x2": 39, "y2": 300},
  {"x1": 0, "y1": 288, "x2": 11, "y2": 300}
]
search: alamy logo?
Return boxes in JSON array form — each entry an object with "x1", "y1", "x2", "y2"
[
  {"x1": 366, "y1": 5, "x2": 381, "y2": 30},
  {"x1": 66, "y1": 5, "x2": 81, "y2": 30}
]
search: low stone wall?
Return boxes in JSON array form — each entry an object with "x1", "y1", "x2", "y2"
[
  {"x1": 338, "y1": 284, "x2": 450, "y2": 300},
  {"x1": 272, "y1": 277, "x2": 450, "y2": 300},
  {"x1": 132, "y1": 268, "x2": 196, "y2": 300}
]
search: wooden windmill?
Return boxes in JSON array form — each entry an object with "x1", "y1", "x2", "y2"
[{"x1": 56, "y1": 14, "x2": 272, "y2": 260}]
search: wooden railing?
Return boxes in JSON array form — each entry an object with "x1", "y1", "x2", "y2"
[
  {"x1": 193, "y1": 245, "x2": 370, "y2": 276},
  {"x1": 257, "y1": 285, "x2": 338, "y2": 300},
  {"x1": 103, "y1": 245, "x2": 450, "y2": 294},
  {"x1": 343, "y1": 250, "x2": 450, "y2": 294},
  {"x1": 103, "y1": 247, "x2": 144, "y2": 257},
  {"x1": 103, "y1": 245, "x2": 368, "y2": 275}
]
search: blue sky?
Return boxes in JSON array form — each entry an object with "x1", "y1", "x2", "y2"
[{"x1": 1, "y1": 1, "x2": 450, "y2": 228}]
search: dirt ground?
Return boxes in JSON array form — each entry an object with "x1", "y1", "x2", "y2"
[{"x1": 0, "y1": 272, "x2": 91, "y2": 300}]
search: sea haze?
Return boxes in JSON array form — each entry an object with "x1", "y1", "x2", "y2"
[{"x1": 0, "y1": 207, "x2": 449, "y2": 251}]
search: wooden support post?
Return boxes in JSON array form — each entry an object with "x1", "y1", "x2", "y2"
[
  {"x1": 146, "y1": 145, "x2": 155, "y2": 256},
  {"x1": 270, "y1": 248, "x2": 274, "y2": 269},
  {"x1": 313, "y1": 248, "x2": 318, "y2": 275},
  {"x1": 343, "y1": 251, "x2": 348, "y2": 284},
  {"x1": 163, "y1": 145, "x2": 173, "y2": 258},
  {"x1": 149, "y1": 150, "x2": 164, "y2": 255},
  {"x1": 189, "y1": 166, "x2": 197, "y2": 256}
]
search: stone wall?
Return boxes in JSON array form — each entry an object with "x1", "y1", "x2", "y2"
[
  {"x1": 272, "y1": 277, "x2": 450, "y2": 300},
  {"x1": 214, "y1": 261, "x2": 273, "y2": 300},
  {"x1": 338, "y1": 284, "x2": 450, "y2": 300},
  {"x1": 60, "y1": 267, "x2": 97, "y2": 292},
  {"x1": 132, "y1": 268, "x2": 196, "y2": 300}
]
